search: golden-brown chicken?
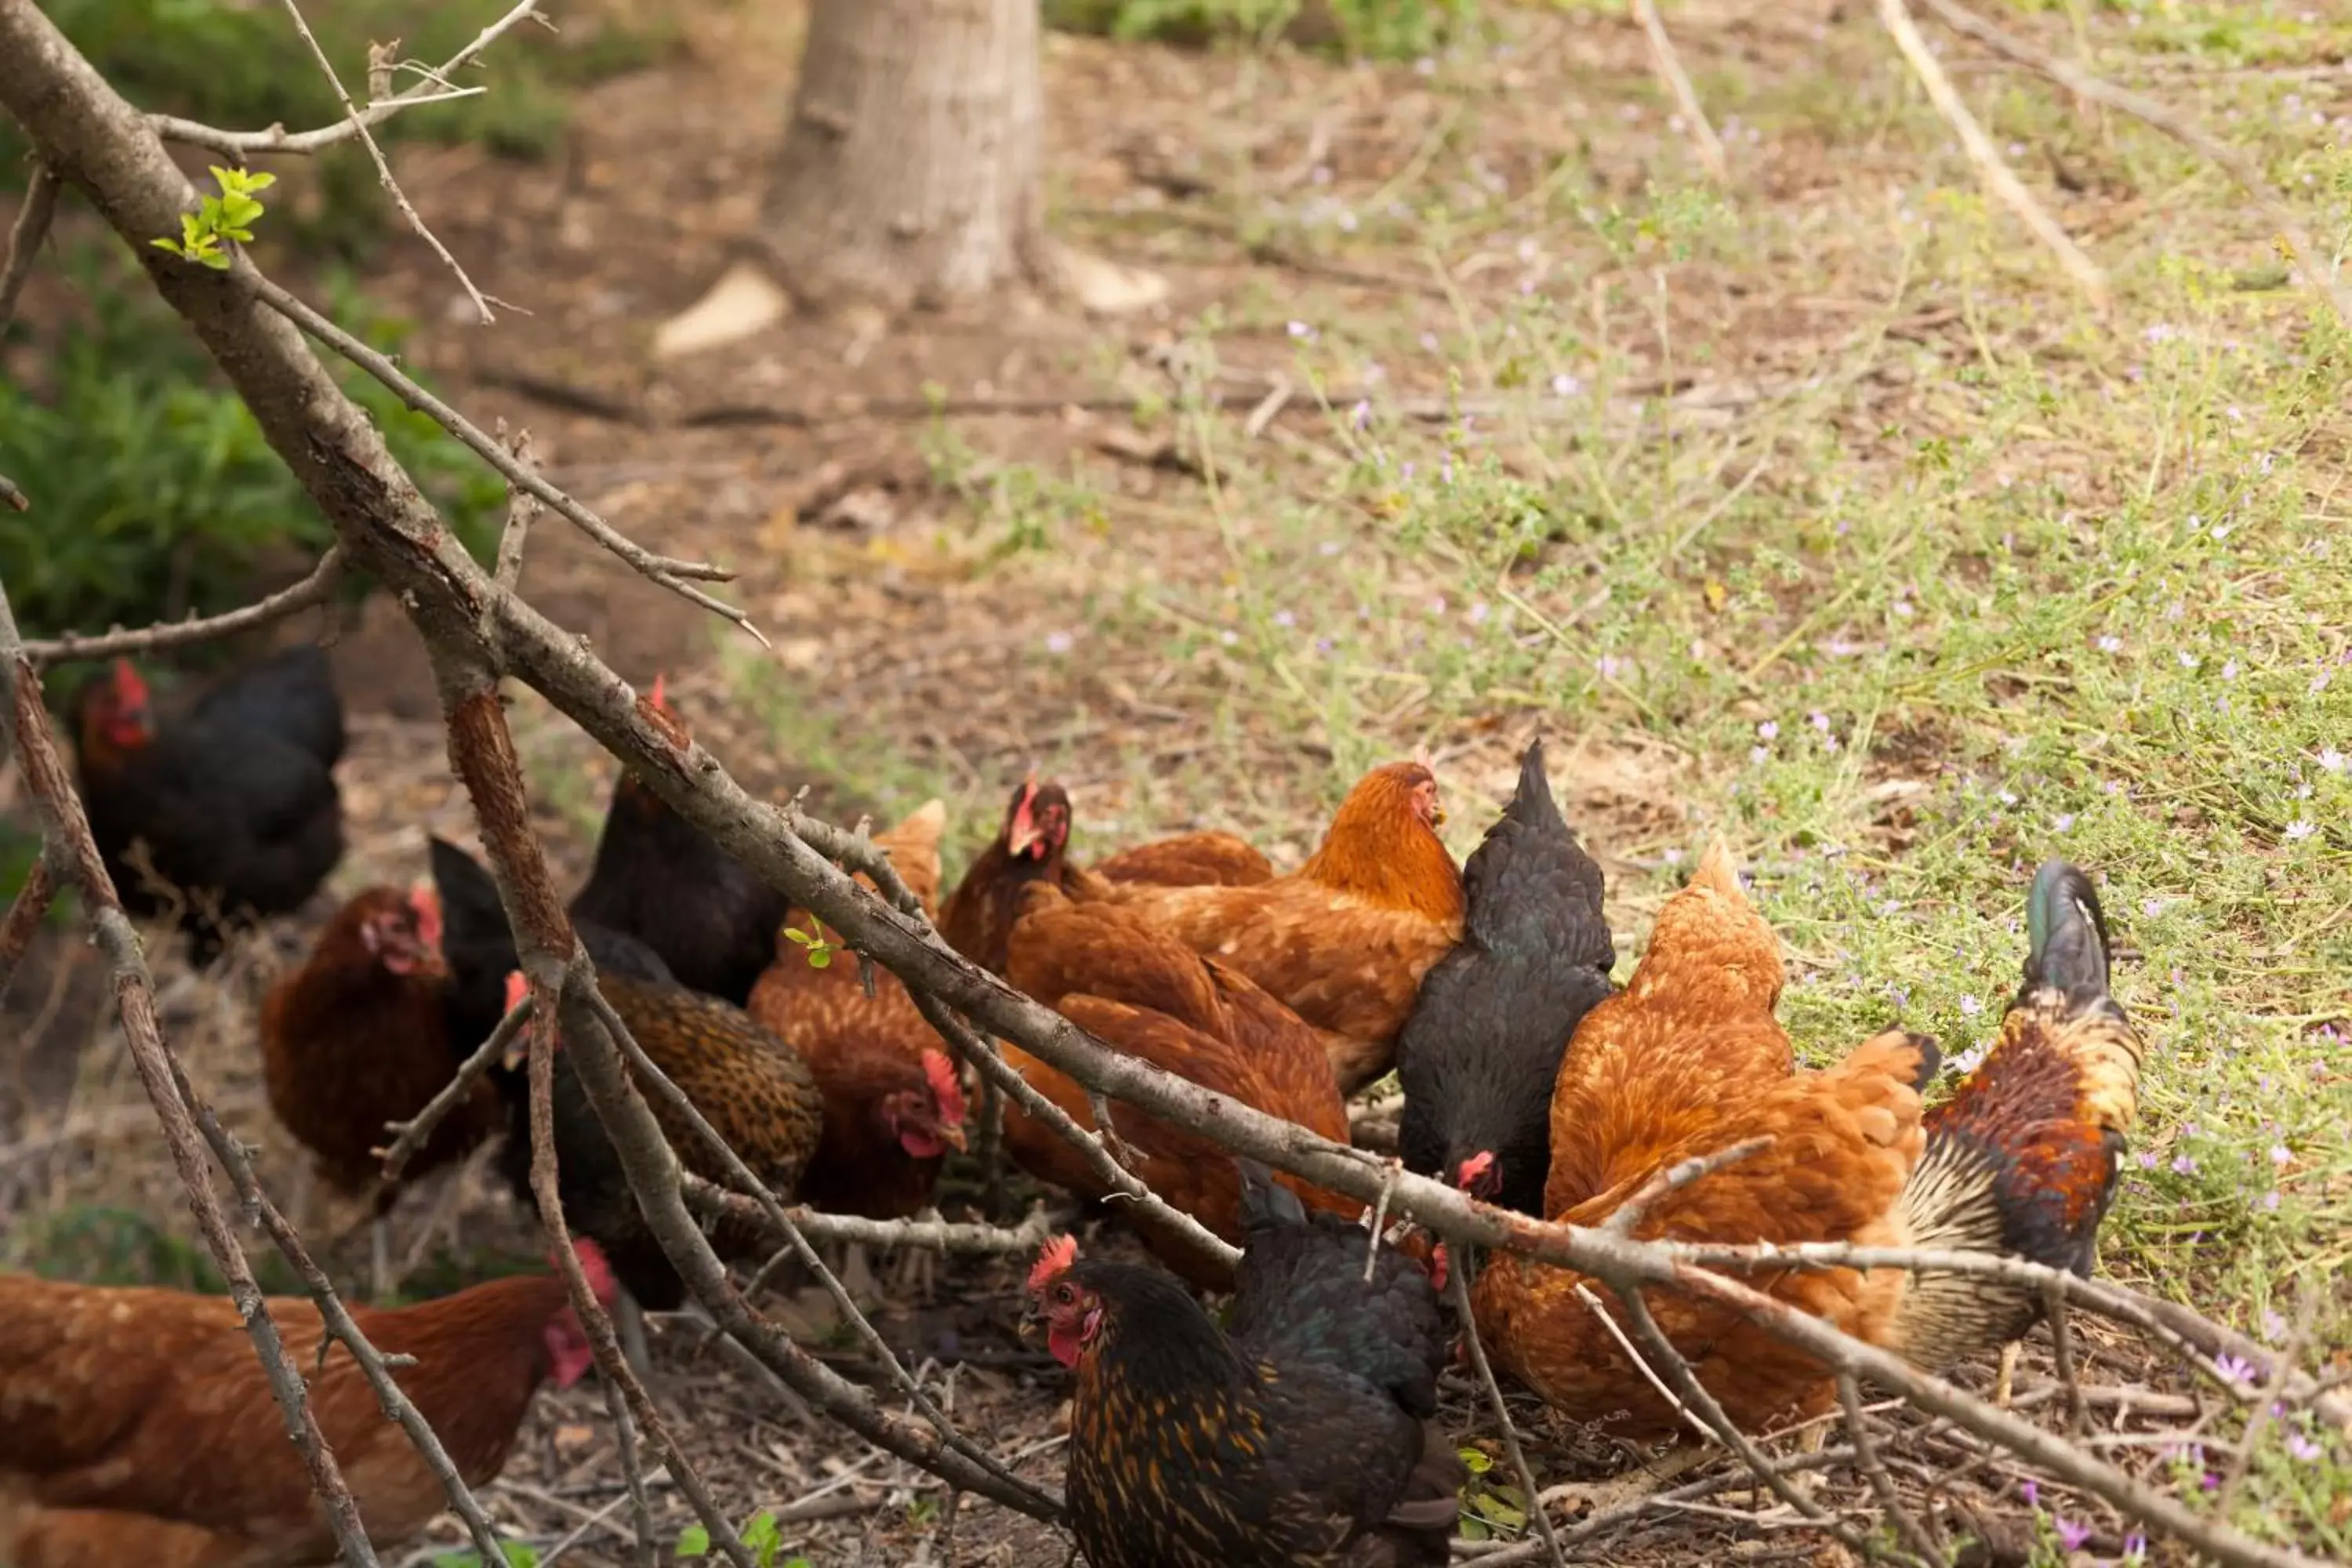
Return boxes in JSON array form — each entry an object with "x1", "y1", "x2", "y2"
[
  {"x1": 1472, "y1": 840, "x2": 1936, "y2": 1437},
  {"x1": 1069, "y1": 761, "x2": 1464, "y2": 1094},
  {"x1": 260, "y1": 884, "x2": 502, "y2": 1292},
  {"x1": 1091, "y1": 829, "x2": 1274, "y2": 889},
  {"x1": 750, "y1": 800, "x2": 967, "y2": 1220},
  {"x1": 1004, "y1": 884, "x2": 1358, "y2": 1286},
  {"x1": 0, "y1": 1242, "x2": 613, "y2": 1568}
]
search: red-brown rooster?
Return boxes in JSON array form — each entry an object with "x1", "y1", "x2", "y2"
[
  {"x1": 0, "y1": 1240, "x2": 614, "y2": 1568},
  {"x1": 1030, "y1": 1160, "x2": 1461, "y2": 1567},
  {"x1": 1069, "y1": 760, "x2": 1465, "y2": 1093},
  {"x1": 261, "y1": 883, "x2": 503, "y2": 1294}
]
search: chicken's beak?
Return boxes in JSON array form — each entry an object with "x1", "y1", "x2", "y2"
[
  {"x1": 940, "y1": 1120, "x2": 969, "y2": 1152},
  {"x1": 1430, "y1": 804, "x2": 1447, "y2": 826},
  {"x1": 501, "y1": 1035, "x2": 531, "y2": 1073}
]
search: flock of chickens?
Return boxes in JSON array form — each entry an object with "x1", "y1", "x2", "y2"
[{"x1": 0, "y1": 643, "x2": 2151, "y2": 1567}]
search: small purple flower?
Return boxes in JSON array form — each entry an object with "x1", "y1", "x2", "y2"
[
  {"x1": 2142, "y1": 897, "x2": 2169, "y2": 917},
  {"x1": 2270, "y1": 1143, "x2": 2293, "y2": 1166},
  {"x1": 2097, "y1": 634, "x2": 2123, "y2": 653},
  {"x1": 2055, "y1": 1517, "x2": 2092, "y2": 1552},
  {"x1": 1428, "y1": 596, "x2": 1447, "y2": 617},
  {"x1": 2055, "y1": 813, "x2": 2076, "y2": 832},
  {"x1": 2172, "y1": 1153, "x2": 2198, "y2": 1175},
  {"x1": 1314, "y1": 636, "x2": 1334, "y2": 655},
  {"x1": 2264, "y1": 1189, "x2": 2282, "y2": 1212},
  {"x1": 1749, "y1": 746, "x2": 1769, "y2": 766},
  {"x1": 1809, "y1": 711, "x2": 1831, "y2": 731},
  {"x1": 2124, "y1": 1532, "x2": 2147, "y2": 1563},
  {"x1": 2214, "y1": 1353, "x2": 2256, "y2": 1386},
  {"x1": 2178, "y1": 650, "x2": 2200, "y2": 670},
  {"x1": 1597, "y1": 654, "x2": 1627, "y2": 681},
  {"x1": 1272, "y1": 609, "x2": 1296, "y2": 629},
  {"x1": 2020, "y1": 1480, "x2": 2039, "y2": 1507},
  {"x1": 2286, "y1": 818, "x2": 2318, "y2": 841},
  {"x1": 2285, "y1": 1430, "x2": 2324, "y2": 1462},
  {"x1": 1044, "y1": 630, "x2": 1075, "y2": 655},
  {"x1": 2137, "y1": 1151, "x2": 2159, "y2": 1171},
  {"x1": 1319, "y1": 539, "x2": 1343, "y2": 557},
  {"x1": 1550, "y1": 372, "x2": 1582, "y2": 397},
  {"x1": 1959, "y1": 994, "x2": 1983, "y2": 1017},
  {"x1": 1468, "y1": 601, "x2": 1490, "y2": 626},
  {"x1": 2222, "y1": 659, "x2": 2240, "y2": 681},
  {"x1": 1350, "y1": 400, "x2": 1371, "y2": 430},
  {"x1": 1758, "y1": 720, "x2": 1780, "y2": 741},
  {"x1": 2318, "y1": 746, "x2": 2345, "y2": 774},
  {"x1": 1287, "y1": 320, "x2": 1315, "y2": 340}
]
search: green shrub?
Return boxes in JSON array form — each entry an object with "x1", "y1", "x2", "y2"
[
  {"x1": 1046, "y1": 0, "x2": 1473, "y2": 59},
  {"x1": 0, "y1": 244, "x2": 504, "y2": 648}
]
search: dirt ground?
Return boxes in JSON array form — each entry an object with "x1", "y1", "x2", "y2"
[{"x1": 9, "y1": 0, "x2": 2345, "y2": 1563}]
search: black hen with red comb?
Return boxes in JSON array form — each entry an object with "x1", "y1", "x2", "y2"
[
  {"x1": 68, "y1": 649, "x2": 343, "y2": 964},
  {"x1": 1028, "y1": 1159, "x2": 1461, "y2": 1567},
  {"x1": 567, "y1": 674, "x2": 792, "y2": 1006},
  {"x1": 1395, "y1": 739, "x2": 1613, "y2": 1216}
]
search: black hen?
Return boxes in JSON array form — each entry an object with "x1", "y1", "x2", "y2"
[
  {"x1": 1395, "y1": 738, "x2": 1613, "y2": 1215},
  {"x1": 1029, "y1": 1158, "x2": 1462, "y2": 1567},
  {"x1": 70, "y1": 652, "x2": 343, "y2": 963},
  {"x1": 564, "y1": 674, "x2": 790, "y2": 1005}
]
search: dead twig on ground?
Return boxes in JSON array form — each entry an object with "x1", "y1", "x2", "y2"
[
  {"x1": 1450, "y1": 1264, "x2": 1568, "y2": 1567},
  {"x1": 1917, "y1": 0, "x2": 2352, "y2": 325},
  {"x1": 1840, "y1": 1374, "x2": 1946, "y2": 1563},
  {"x1": 1629, "y1": 0, "x2": 1727, "y2": 182},
  {"x1": 1875, "y1": 0, "x2": 2110, "y2": 310},
  {"x1": 681, "y1": 1176, "x2": 1054, "y2": 1254}
]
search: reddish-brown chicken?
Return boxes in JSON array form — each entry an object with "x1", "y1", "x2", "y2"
[
  {"x1": 261, "y1": 884, "x2": 503, "y2": 1293},
  {"x1": 1473, "y1": 849, "x2": 2147, "y2": 1438},
  {"x1": 1069, "y1": 760, "x2": 1465, "y2": 1093},
  {"x1": 0, "y1": 1241, "x2": 614, "y2": 1568},
  {"x1": 940, "y1": 777, "x2": 1073, "y2": 977},
  {"x1": 750, "y1": 800, "x2": 967, "y2": 1220},
  {"x1": 1003, "y1": 883, "x2": 1358, "y2": 1285}
]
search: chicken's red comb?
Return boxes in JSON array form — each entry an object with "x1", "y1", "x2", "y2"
[
  {"x1": 921, "y1": 1050, "x2": 967, "y2": 1129},
  {"x1": 111, "y1": 658, "x2": 150, "y2": 708},
  {"x1": 407, "y1": 881, "x2": 444, "y2": 954},
  {"x1": 504, "y1": 970, "x2": 529, "y2": 1014},
  {"x1": 571, "y1": 1236, "x2": 618, "y2": 1306},
  {"x1": 648, "y1": 671, "x2": 670, "y2": 714},
  {"x1": 1027, "y1": 1233, "x2": 1079, "y2": 1295}
]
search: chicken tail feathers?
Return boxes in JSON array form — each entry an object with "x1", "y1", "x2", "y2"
[{"x1": 1889, "y1": 861, "x2": 2146, "y2": 1370}]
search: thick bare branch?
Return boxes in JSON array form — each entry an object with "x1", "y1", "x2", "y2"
[
  {"x1": 681, "y1": 1175, "x2": 1056, "y2": 1254},
  {"x1": 24, "y1": 547, "x2": 347, "y2": 665},
  {"x1": 148, "y1": 0, "x2": 543, "y2": 156}
]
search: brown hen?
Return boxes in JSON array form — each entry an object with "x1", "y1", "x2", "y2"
[
  {"x1": 1069, "y1": 760, "x2": 1464, "y2": 1093},
  {"x1": 0, "y1": 1242, "x2": 613, "y2": 1568},
  {"x1": 1004, "y1": 884, "x2": 1357, "y2": 1286}
]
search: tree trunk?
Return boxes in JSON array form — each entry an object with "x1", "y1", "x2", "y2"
[{"x1": 760, "y1": 0, "x2": 1048, "y2": 312}]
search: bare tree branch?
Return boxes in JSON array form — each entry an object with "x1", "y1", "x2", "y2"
[
  {"x1": 1601, "y1": 1134, "x2": 1773, "y2": 1239},
  {"x1": 1875, "y1": 0, "x2": 2110, "y2": 310},
  {"x1": 24, "y1": 547, "x2": 347, "y2": 665},
  {"x1": 681, "y1": 1175, "x2": 1056, "y2": 1254},
  {"x1": 0, "y1": 846, "x2": 59, "y2": 1004},
  {"x1": 1839, "y1": 1374, "x2": 1944, "y2": 1563},
  {"x1": 147, "y1": 0, "x2": 544, "y2": 157},
  {"x1": 492, "y1": 423, "x2": 542, "y2": 593},
  {"x1": 1, "y1": 157, "x2": 59, "y2": 333},
  {"x1": 377, "y1": 985, "x2": 531, "y2": 1179},
  {"x1": 1449, "y1": 1264, "x2": 1567, "y2": 1567},
  {"x1": 1917, "y1": 0, "x2": 2352, "y2": 325},
  {"x1": 270, "y1": 0, "x2": 497, "y2": 321}
]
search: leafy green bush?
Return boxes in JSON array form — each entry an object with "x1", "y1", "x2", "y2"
[
  {"x1": 0, "y1": 245, "x2": 504, "y2": 647},
  {"x1": 1046, "y1": 0, "x2": 1473, "y2": 59}
]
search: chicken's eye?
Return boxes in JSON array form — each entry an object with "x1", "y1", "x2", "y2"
[{"x1": 1054, "y1": 1283, "x2": 1074, "y2": 1304}]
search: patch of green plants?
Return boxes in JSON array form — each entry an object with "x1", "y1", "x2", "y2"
[
  {"x1": 1046, "y1": 0, "x2": 1473, "y2": 60},
  {"x1": 0, "y1": 244, "x2": 504, "y2": 651},
  {"x1": 6, "y1": 1205, "x2": 307, "y2": 1293},
  {"x1": 675, "y1": 1509, "x2": 811, "y2": 1566}
]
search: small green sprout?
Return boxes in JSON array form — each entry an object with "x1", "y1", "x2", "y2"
[
  {"x1": 151, "y1": 165, "x2": 278, "y2": 270},
  {"x1": 780, "y1": 916, "x2": 834, "y2": 970}
]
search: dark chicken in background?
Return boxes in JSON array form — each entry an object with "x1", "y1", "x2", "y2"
[
  {"x1": 1396, "y1": 739, "x2": 1614, "y2": 1218},
  {"x1": 940, "y1": 775, "x2": 1073, "y2": 976},
  {"x1": 1884, "y1": 860, "x2": 2147, "y2": 1392},
  {"x1": 494, "y1": 967, "x2": 825, "y2": 1370},
  {"x1": 69, "y1": 649, "x2": 343, "y2": 962},
  {"x1": 1029, "y1": 1160, "x2": 1461, "y2": 1568},
  {"x1": 260, "y1": 883, "x2": 503, "y2": 1294},
  {"x1": 0, "y1": 1240, "x2": 615, "y2": 1568},
  {"x1": 567, "y1": 673, "x2": 792, "y2": 1006},
  {"x1": 1004, "y1": 882, "x2": 1356, "y2": 1287}
]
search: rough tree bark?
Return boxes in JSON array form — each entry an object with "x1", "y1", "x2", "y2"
[{"x1": 656, "y1": 0, "x2": 1162, "y2": 355}]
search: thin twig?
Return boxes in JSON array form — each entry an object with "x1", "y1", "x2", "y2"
[
  {"x1": 149, "y1": 0, "x2": 544, "y2": 156},
  {"x1": 1629, "y1": 0, "x2": 1728, "y2": 182},
  {"x1": 0, "y1": 847, "x2": 59, "y2": 1004},
  {"x1": 2215, "y1": 1283, "x2": 2317, "y2": 1514},
  {"x1": 1363, "y1": 1161, "x2": 1399, "y2": 1284},
  {"x1": 1450, "y1": 1263, "x2": 1568, "y2": 1566},
  {"x1": 492, "y1": 423, "x2": 542, "y2": 593},
  {"x1": 1875, "y1": 0, "x2": 2110, "y2": 310},
  {"x1": 1570, "y1": 1282, "x2": 1717, "y2": 1446},
  {"x1": 240, "y1": 270, "x2": 766, "y2": 643},
  {"x1": 602, "y1": 1374, "x2": 658, "y2": 1568},
  {"x1": 378, "y1": 988, "x2": 532, "y2": 1179},
  {"x1": 0, "y1": 158, "x2": 60, "y2": 333},
  {"x1": 1917, "y1": 0, "x2": 2351, "y2": 325},
  {"x1": 25, "y1": 548, "x2": 347, "y2": 665},
  {"x1": 681, "y1": 1176, "x2": 1055, "y2": 1254},
  {"x1": 1839, "y1": 1374, "x2": 1944, "y2": 1563},
  {"x1": 1602, "y1": 1134, "x2": 1775, "y2": 1238},
  {"x1": 2043, "y1": 1276, "x2": 2089, "y2": 1436},
  {"x1": 271, "y1": 0, "x2": 496, "y2": 321},
  {"x1": 1612, "y1": 1286, "x2": 1878, "y2": 1555}
]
